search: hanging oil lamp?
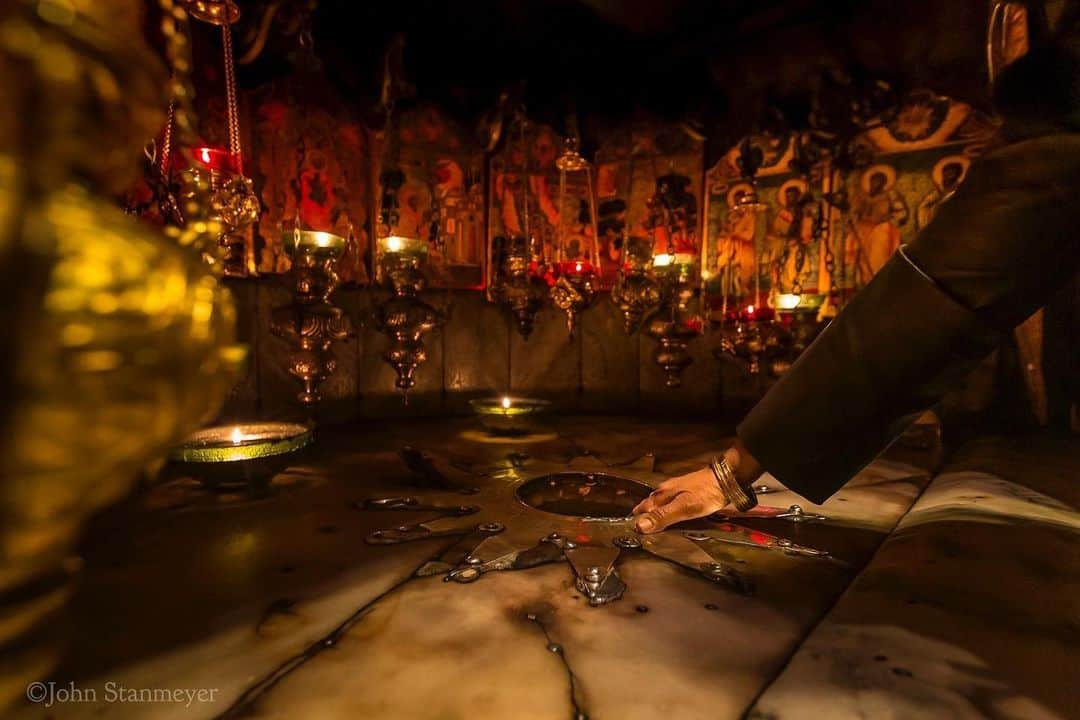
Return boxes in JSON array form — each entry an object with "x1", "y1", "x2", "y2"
[
  {"x1": 611, "y1": 236, "x2": 661, "y2": 333},
  {"x1": 270, "y1": 219, "x2": 352, "y2": 410},
  {"x1": 159, "y1": 0, "x2": 259, "y2": 276},
  {"x1": 714, "y1": 139, "x2": 791, "y2": 377},
  {"x1": 548, "y1": 137, "x2": 600, "y2": 338},
  {"x1": 488, "y1": 116, "x2": 550, "y2": 337},
  {"x1": 375, "y1": 234, "x2": 440, "y2": 393},
  {"x1": 373, "y1": 105, "x2": 440, "y2": 393},
  {"x1": 642, "y1": 172, "x2": 704, "y2": 388}
]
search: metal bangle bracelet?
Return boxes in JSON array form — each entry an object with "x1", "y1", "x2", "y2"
[{"x1": 710, "y1": 456, "x2": 757, "y2": 512}]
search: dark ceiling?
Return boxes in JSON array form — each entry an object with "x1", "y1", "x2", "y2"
[{"x1": 225, "y1": 0, "x2": 994, "y2": 154}]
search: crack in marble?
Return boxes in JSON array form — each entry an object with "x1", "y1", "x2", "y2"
[
  {"x1": 213, "y1": 549, "x2": 456, "y2": 719},
  {"x1": 526, "y1": 611, "x2": 589, "y2": 720}
]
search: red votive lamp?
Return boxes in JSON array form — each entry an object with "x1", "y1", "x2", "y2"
[
  {"x1": 190, "y1": 146, "x2": 241, "y2": 174},
  {"x1": 554, "y1": 260, "x2": 595, "y2": 277},
  {"x1": 738, "y1": 304, "x2": 775, "y2": 323}
]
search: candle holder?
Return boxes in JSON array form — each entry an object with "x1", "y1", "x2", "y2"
[
  {"x1": 611, "y1": 236, "x2": 662, "y2": 333},
  {"x1": 715, "y1": 303, "x2": 787, "y2": 377},
  {"x1": 548, "y1": 137, "x2": 601, "y2": 337},
  {"x1": 469, "y1": 396, "x2": 552, "y2": 435},
  {"x1": 179, "y1": 0, "x2": 241, "y2": 25},
  {"x1": 167, "y1": 422, "x2": 312, "y2": 489},
  {"x1": 173, "y1": 148, "x2": 259, "y2": 276},
  {"x1": 489, "y1": 235, "x2": 548, "y2": 338},
  {"x1": 645, "y1": 255, "x2": 703, "y2": 388},
  {"x1": 375, "y1": 236, "x2": 441, "y2": 392},
  {"x1": 549, "y1": 260, "x2": 598, "y2": 338},
  {"x1": 270, "y1": 230, "x2": 352, "y2": 408},
  {"x1": 715, "y1": 290, "x2": 832, "y2": 379}
]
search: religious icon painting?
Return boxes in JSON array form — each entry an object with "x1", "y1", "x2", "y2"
[
  {"x1": 248, "y1": 72, "x2": 373, "y2": 284},
  {"x1": 830, "y1": 91, "x2": 999, "y2": 294},
  {"x1": 380, "y1": 104, "x2": 486, "y2": 289},
  {"x1": 594, "y1": 121, "x2": 705, "y2": 287},
  {"x1": 704, "y1": 132, "x2": 823, "y2": 312},
  {"x1": 594, "y1": 126, "x2": 634, "y2": 288}
]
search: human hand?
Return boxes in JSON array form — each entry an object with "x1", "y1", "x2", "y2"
[
  {"x1": 632, "y1": 444, "x2": 762, "y2": 534},
  {"x1": 631, "y1": 466, "x2": 730, "y2": 533}
]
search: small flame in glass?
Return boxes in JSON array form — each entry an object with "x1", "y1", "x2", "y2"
[
  {"x1": 501, "y1": 396, "x2": 512, "y2": 409},
  {"x1": 574, "y1": 261, "x2": 583, "y2": 273},
  {"x1": 775, "y1": 293, "x2": 801, "y2": 310},
  {"x1": 746, "y1": 305, "x2": 755, "y2": 314},
  {"x1": 231, "y1": 426, "x2": 243, "y2": 444}
]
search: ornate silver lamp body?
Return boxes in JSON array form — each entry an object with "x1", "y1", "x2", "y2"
[
  {"x1": 170, "y1": 0, "x2": 259, "y2": 276},
  {"x1": 611, "y1": 237, "x2": 662, "y2": 333},
  {"x1": 376, "y1": 237, "x2": 441, "y2": 392},
  {"x1": 489, "y1": 235, "x2": 548, "y2": 338},
  {"x1": 549, "y1": 138, "x2": 600, "y2": 338},
  {"x1": 271, "y1": 231, "x2": 352, "y2": 408},
  {"x1": 645, "y1": 258, "x2": 703, "y2": 388},
  {"x1": 641, "y1": 168, "x2": 703, "y2": 387}
]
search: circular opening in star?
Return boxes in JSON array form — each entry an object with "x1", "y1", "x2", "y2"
[{"x1": 515, "y1": 472, "x2": 653, "y2": 518}]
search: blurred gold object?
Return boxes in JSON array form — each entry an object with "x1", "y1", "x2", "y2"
[
  {"x1": 0, "y1": 0, "x2": 241, "y2": 708},
  {"x1": 180, "y1": 0, "x2": 241, "y2": 25}
]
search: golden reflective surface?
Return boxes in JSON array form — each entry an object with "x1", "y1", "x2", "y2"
[{"x1": 0, "y1": 0, "x2": 242, "y2": 708}]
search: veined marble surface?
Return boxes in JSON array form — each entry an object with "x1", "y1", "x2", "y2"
[
  {"x1": 12, "y1": 416, "x2": 943, "y2": 719},
  {"x1": 752, "y1": 435, "x2": 1080, "y2": 720}
]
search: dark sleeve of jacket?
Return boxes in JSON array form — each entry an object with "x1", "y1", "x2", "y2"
[{"x1": 737, "y1": 133, "x2": 1080, "y2": 504}]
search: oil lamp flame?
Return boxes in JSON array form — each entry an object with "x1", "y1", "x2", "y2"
[
  {"x1": 502, "y1": 396, "x2": 512, "y2": 409},
  {"x1": 231, "y1": 426, "x2": 243, "y2": 445},
  {"x1": 775, "y1": 293, "x2": 801, "y2": 310}
]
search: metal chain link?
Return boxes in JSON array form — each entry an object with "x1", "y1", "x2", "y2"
[
  {"x1": 160, "y1": 96, "x2": 176, "y2": 175},
  {"x1": 221, "y1": 23, "x2": 242, "y2": 170},
  {"x1": 158, "y1": 0, "x2": 199, "y2": 173}
]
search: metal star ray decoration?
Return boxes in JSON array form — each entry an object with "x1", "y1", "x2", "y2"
[{"x1": 359, "y1": 446, "x2": 836, "y2": 606}]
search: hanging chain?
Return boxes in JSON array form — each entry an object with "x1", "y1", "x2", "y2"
[
  {"x1": 221, "y1": 23, "x2": 242, "y2": 170},
  {"x1": 158, "y1": 0, "x2": 199, "y2": 173},
  {"x1": 556, "y1": 149, "x2": 567, "y2": 263},
  {"x1": 159, "y1": 95, "x2": 176, "y2": 175},
  {"x1": 519, "y1": 114, "x2": 533, "y2": 259},
  {"x1": 792, "y1": 231, "x2": 805, "y2": 298},
  {"x1": 585, "y1": 164, "x2": 598, "y2": 263}
]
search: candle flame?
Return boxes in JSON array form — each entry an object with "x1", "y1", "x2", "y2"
[
  {"x1": 747, "y1": 305, "x2": 755, "y2": 313},
  {"x1": 501, "y1": 396, "x2": 511, "y2": 409},
  {"x1": 385, "y1": 236, "x2": 404, "y2": 252},
  {"x1": 652, "y1": 253, "x2": 674, "y2": 267},
  {"x1": 574, "y1": 261, "x2": 582, "y2": 273},
  {"x1": 230, "y1": 426, "x2": 243, "y2": 444},
  {"x1": 201, "y1": 148, "x2": 212, "y2": 164}
]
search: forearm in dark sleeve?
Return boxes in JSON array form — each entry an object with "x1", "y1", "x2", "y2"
[{"x1": 737, "y1": 134, "x2": 1080, "y2": 504}]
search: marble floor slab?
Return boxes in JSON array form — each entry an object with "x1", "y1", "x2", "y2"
[
  {"x1": 11, "y1": 416, "x2": 942, "y2": 719},
  {"x1": 752, "y1": 435, "x2": 1080, "y2": 720}
]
